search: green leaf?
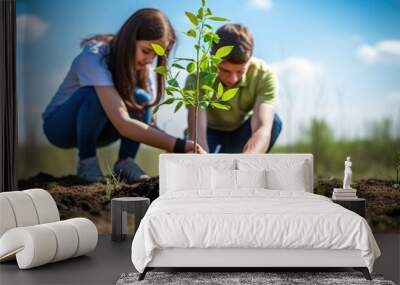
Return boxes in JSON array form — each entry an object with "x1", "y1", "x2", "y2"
[
  {"x1": 173, "y1": 71, "x2": 181, "y2": 80},
  {"x1": 186, "y1": 62, "x2": 196, "y2": 73},
  {"x1": 203, "y1": 32, "x2": 213, "y2": 42},
  {"x1": 194, "y1": 44, "x2": 200, "y2": 51},
  {"x1": 172, "y1": 63, "x2": 185, "y2": 69},
  {"x1": 204, "y1": 23, "x2": 213, "y2": 29},
  {"x1": 184, "y1": 90, "x2": 196, "y2": 97},
  {"x1": 186, "y1": 29, "x2": 197, "y2": 38},
  {"x1": 201, "y1": 0, "x2": 205, "y2": 7},
  {"x1": 209, "y1": 16, "x2": 229, "y2": 21},
  {"x1": 197, "y1": 7, "x2": 204, "y2": 19},
  {"x1": 217, "y1": 82, "x2": 223, "y2": 98},
  {"x1": 163, "y1": 98, "x2": 175, "y2": 105},
  {"x1": 151, "y1": 43, "x2": 165, "y2": 56},
  {"x1": 212, "y1": 33, "x2": 220, "y2": 44},
  {"x1": 221, "y1": 88, "x2": 239, "y2": 101},
  {"x1": 185, "y1": 11, "x2": 198, "y2": 26},
  {"x1": 204, "y1": 73, "x2": 217, "y2": 86},
  {"x1": 165, "y1": 88, "x2": 173, "y2": 96},
  {"x1": 206, "y1": 8, "x2": 212, "y2": 16},
  {"x1": 168, "y1": 78, "x2": 179, "y2": 88},
  {"x1": 200, "y1": 59, "x2": 208, "y2": 71},
  {"x1": 211, "y1": 55, "x2": 222, "y2": 65},
  {"x1": 211, "y1": 102, "x2": 230, "y2": 110},
  {"x1": 201, "y1": 85, "x2": 214, "y2": 93},
  {"x1": 215, "y1": 46, "x2": 234, "y2": 58},
  {"x1": 153, "y1": 105, "x2": 160, "y2": 113},
  {"x1": 154, "y1": 66, "x2": 167, "y2": 75},
  {"x1": 204, "y1": 32, "x2": 219, "y2": 44},
  {"x1": 166, "y1": 86, "x2": 180, "y2": 95},
  {"x1": 175, "y1": 57, "x2": 195, "y2": 62},
  {"x1": 174, "y1": 101, "x2": 183, "y2": 113},
  {"x1": 199, "y1": 53, "x2": 208, "y2": 71},
  {"x1": 200, "y1": 102, "x2": 209, "y2": 109}
]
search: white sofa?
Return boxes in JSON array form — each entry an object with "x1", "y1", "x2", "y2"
[
  {"x1": 132, "y1": 154, "x2": 379, "y2": 281},
  {"x1": 0, "y1": 188, "x2": 98, "y2": 269}
]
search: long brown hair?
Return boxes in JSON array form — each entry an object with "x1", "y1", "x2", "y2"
[{"x1": 81, "y1": 8, "x2": 176, "y2": 111}]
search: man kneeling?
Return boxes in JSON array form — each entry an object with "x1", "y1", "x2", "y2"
[{"x1": 185, "y1": 23, "x2": 282, "y2": 153}]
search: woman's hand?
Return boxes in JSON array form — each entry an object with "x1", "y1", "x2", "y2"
[
  {"x1": 150, "y1": 113, "x2": 158, "y2": 128},
  {"x1": 185, "y1": 140, "x2": 207, "y2": 154}
]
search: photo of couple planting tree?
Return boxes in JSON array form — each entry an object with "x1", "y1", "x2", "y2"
[
  {"x1": 17, "y1": 0, "x2": 399, "y2": 235},
  {"x1": 41, "y1": 7, "x2": 281, "y2": 184}
]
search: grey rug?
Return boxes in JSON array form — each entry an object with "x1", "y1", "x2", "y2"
[{"x1": 116, "y1": 271, "x2": 396, "y2": 285}]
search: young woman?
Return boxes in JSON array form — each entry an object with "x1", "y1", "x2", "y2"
[{"x1": 42, "y1": 8, "x2": 205, "y2": 183}]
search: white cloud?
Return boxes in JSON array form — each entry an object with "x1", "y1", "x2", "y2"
[
  {"x1": 249, "y1": 0, "x2": 272, "y2": 10},
  {"x1": 17, "y1": 14, "x2": 48, "y2": 42},
  {"x1": 270, "y1": 57, "x2": 323, "y2": 92},
  {"x1": 357, "y1": 39, "x2": 400, "y2": 64}
]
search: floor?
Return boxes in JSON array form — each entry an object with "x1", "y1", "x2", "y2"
[
  {"x1": 0, "y1": 234, "x2": 399, "y2": 285},
  {"x1": 0, "y1": 235, "x2": 134, "y2": 285}
]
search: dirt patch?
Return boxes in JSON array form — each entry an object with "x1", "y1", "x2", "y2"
[
  {"x1": 18, "y1": 173, "x2": 159, "y2": 234},
  {"x1": 18, "y1": 173, "x2": 400, "y2": 233},
  {"x1": 315, "y1": 177, "x2": 400, "y2": 233}
]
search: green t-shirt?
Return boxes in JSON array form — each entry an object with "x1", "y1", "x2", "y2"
[{"x1": 184, "y1": 57, "x2": 277, "y2": 131}]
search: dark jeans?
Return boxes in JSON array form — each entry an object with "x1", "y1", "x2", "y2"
[
  {"x1": 207, "y1": 114, "x2": 282, "y2": 153},
  {"x1": 43, "y1": 86, "x2": 152, "y2": 160}
]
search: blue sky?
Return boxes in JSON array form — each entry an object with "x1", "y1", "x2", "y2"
[{"x1": 16, "y1": 0, "x2": 400, "y2": 144}]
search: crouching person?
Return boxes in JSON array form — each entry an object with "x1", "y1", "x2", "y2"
[{"x1": 186, "y1": 24, "x2": 282, "y2": 153}]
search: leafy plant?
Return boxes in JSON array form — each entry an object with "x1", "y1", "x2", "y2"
[
  {"x1": 151, "y1": 0, "x2": 239, "y2": 153},
  {"x1": 395, "y1": 152, "x2": 400, "y2": 188},
  {"x1": 105, "y1": 164, "x2": 121, "y2": 200}
]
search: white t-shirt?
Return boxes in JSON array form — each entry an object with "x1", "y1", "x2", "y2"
[{"x1": 42, "y1": 40, "x2": 114, "y2": 120}]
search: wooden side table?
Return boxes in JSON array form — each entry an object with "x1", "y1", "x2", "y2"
[
  {"x1": 331, "y1": 198, "x2": 366, "y2": 218},
  {"x1": 111, "y1": 197, "x2": 150, "y2": 242}
]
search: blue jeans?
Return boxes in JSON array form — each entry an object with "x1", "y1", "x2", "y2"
[
  {"x1": 43, "y1": 86, "x2": 152, "y2": 160},
  {"x1": 207, "y1": 114, "x2": 282, "y2": 153}
]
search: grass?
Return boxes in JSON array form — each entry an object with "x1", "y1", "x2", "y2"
[
  {"x1": 17, "y1": 118, "x2": 399, "y2": 181},
  {"x1": 105, "y1": 164, "x2": 122, "y2": 200}
]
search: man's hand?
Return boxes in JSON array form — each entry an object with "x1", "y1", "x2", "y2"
[
  {"x1": 243, "y1": 130, "x2": 271, "y2": 153},
  {"x1": 242, "y1": 102, "x2": 275, "y2": 153}
]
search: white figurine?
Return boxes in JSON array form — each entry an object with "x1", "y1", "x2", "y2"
[{"x1": 343, "y1": 156, "x2": 352, "y2": 189}]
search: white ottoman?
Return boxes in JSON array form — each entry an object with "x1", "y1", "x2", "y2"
[{"x1": 0, "y1": 189, "x2": 98, "y2": 269}]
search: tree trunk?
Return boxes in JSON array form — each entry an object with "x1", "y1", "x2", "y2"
[{"x1": 193, "y1": 106, "x2": 198, "y2": 154}]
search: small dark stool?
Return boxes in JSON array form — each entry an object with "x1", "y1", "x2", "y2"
[
  {"x1": 331, "y1": 198, "x2": 366, "y2": 218},
  {"x1": 111, "y1": 197, "x2": 150, "y2": 242}
]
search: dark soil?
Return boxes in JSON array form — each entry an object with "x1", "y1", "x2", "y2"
[
  {"x1": 18, "y1": 173, "x2": 400, "y2": 234},
  {"x1": 18, "y1": 173, "x2": 159, "y2": 234},
  {"x1": 315, "y1": 177, "x2": 400, "y2": 233}
]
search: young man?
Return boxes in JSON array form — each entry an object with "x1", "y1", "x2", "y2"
[{"x1": 185, "y1": 24, "x2": 282, "y2": 153}]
